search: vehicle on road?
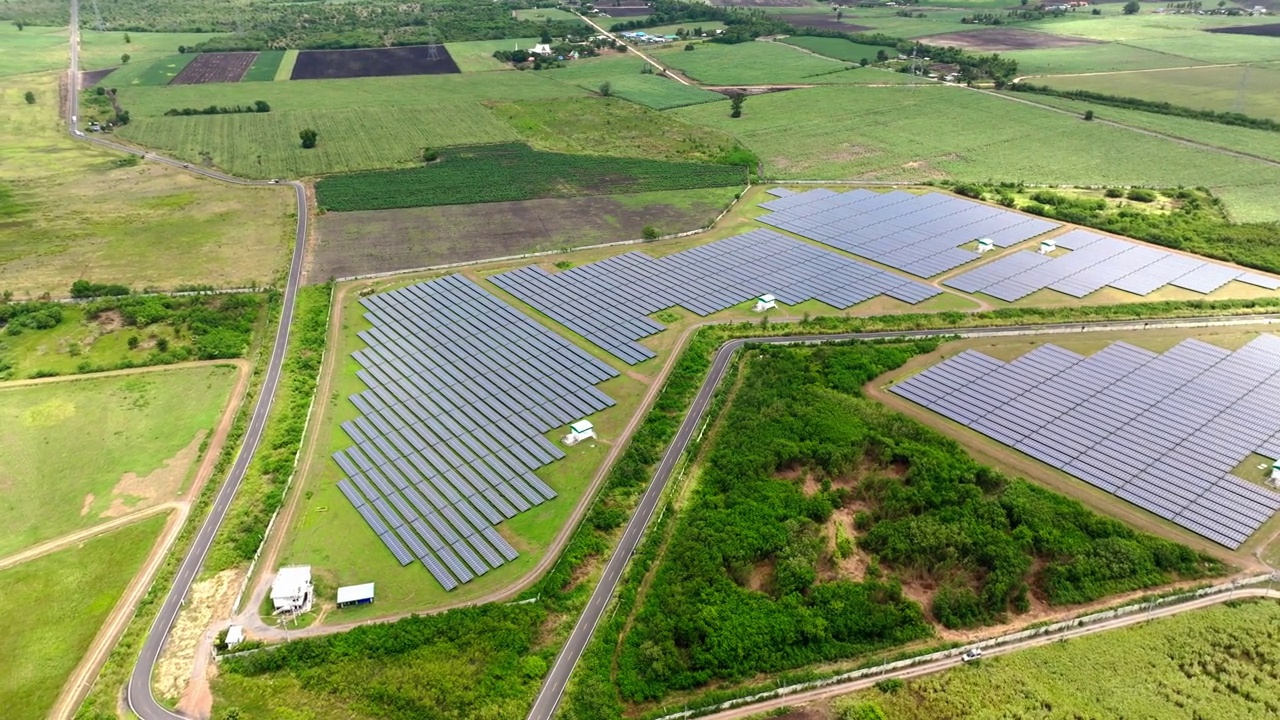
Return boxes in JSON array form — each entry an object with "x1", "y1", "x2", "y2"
[{"x1": 961, "y1": 648, "x2": 984, "y2": 662}]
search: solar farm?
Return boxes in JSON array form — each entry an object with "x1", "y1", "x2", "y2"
[
  {"x1": 945, "y1": 228, "x2": 1280, "y2": 301},
  {"x1": 332, "y1": 275, "x2": 620, "y2": 590},
  {"x1": 758, "y1": 188, "x2": 1061, "y2": 278},
  {"x1": 489, "y1": 229, "x2": 940, "y2": 365},
  {"x1": 891, "y1": 335, "x2": 1280, "y2": 549}
]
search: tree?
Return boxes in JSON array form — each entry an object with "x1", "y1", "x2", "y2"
[
  {"x1": 13, "y1": 20, "x2": 24, "y2": 30},
  {"x1": 1122, "y1": 0, "x2": 1140, "y2": 14},
  {"x1": 1218, "y1": 0, "x2": 1226, "y2": 6},
  {"x1": 124, "y1": 32, "x2": 131, "y2": 43},
  {"x1": 121, "y1": 53, "x2": 131, "y2": 64},
  {"x1": 876, "y1": 48, "x2": 889, "y2": 63},
  {"x1": 598, "y1": 80, "x2": 612, "y2": 96},
  {"x1": 859, "y1": 57, "x2": 868, "y2": 67},
  {"x1": 730, "y1": 93, "x2": 745, "y2": 118},
  {"x1": 1083, "y1": 109, "x2": 1094, "y2": 121},
  {"x1": 299, "y1": 128, "x2": 318, "y2": 149},
  {"x1": 642, "y1": 225, "x2": 660, "y2": 240},
  {"x1": 540, "y1": 27, "x2": 553, "y2": 44},
  {"x1": 23, "y1": 91, "x2": 35, "y2": 104},
  {"x1": 254, "y1": 100, "x2": 271, "y2": 112},
  {"x1": 422, "y1": 147, "x2": 439, "y2": 162},
  {"x1": 836, "y1": 10, "x2": 844, "y2": 19},
  {"x1": 684, "y1": 42, "x2": 695, "y2": 51},
  {"x1": 177, "y1": 45, "x2": 187, "y2": 53}
]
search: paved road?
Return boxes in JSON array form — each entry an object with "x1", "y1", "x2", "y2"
[
  {"x1": 525, "y1": 312, "x2": 1280, "y2": 720},
  {"x1": 61, "y1": 3, "x2": 310, "y2": 718}
]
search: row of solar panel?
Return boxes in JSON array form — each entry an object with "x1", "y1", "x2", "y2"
[{"x1": 890, "y1": 337, "x2": 1280, "y2": 548}]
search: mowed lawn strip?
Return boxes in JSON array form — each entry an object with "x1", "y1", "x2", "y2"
[
  {"x1": 543, "y1": 54, "x2": 726, "y2": 109},
  {"x1": 1039, "y1": 64, "x2": 1280, "y2": 122},
  {"x1": 241, "y1": 50, "x2": 285, "y2": 82},
  {"x1": 445, "y1": 37, "x2": 539, "y2": 72},
  {"x1": 780, "y1": 36, "x2": 896, "y2": 64},
  {"x1": 1004, "y1": 42, "x2": 1212, "y2": 76},
  {"x1": 648, "y1": 40, "x2": 861, "y2": 85},
  {"x1": 0, "y1": 365, "x2": 236, "y2": 556},
  {"x1": 129, "y1": 53, "x2": 198, "y2": 86},
  {"x1": 0, "y1": 514, "x2": 167, "y2": 720}
]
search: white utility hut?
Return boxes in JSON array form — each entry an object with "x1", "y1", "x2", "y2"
[
  {"x1": 1039, "y1": 238, "x2": 1057, "y2": 255},
  {"x1": 976, "y1": 238, "x2": 994, "y2": 254},
  {"x1": 225, "y1": 625, "x2": 245, "y2": 648},
  {"x1": 563, "y1": 420, "x2": 596, "y2": 446},
  {"x1": 270, "y1": 565, "x2": 314, "y2": 615},
  {"x1": 337, "y1": 582, "x2": 376, "y2": 608},
  {"x1": 1271, "y1": 459, "x2": 1280, "y2": 482},
  {"x1": 754, "y1": 294, "x2": 777, "y2": 312}
]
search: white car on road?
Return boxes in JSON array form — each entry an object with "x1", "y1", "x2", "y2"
[{"x1": 961, "y1": 648, "x2": 983, "y2": 662}]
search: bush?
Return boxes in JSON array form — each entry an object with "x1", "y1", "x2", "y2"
[
  {"x1": 24, "y1": 91, "x2": 35, "y2": 104},
  {"x1": 598, "y1": 80, "x2": 612, "y2": 96},
  {"x1": 70, "y1": 280, "x2": 130, "y2": 298},
  {"x1": 874, "y1": 678, "x2": 905, "y2": 694},
  {"x1": 1083, "y1": 109, "x2": 1094, "y2": 121},
  {"x1": 1104, "y1": 187, "x2": 1124, "y2": 198},
  {"x1": 642, "y1": 225, "x2": 661, "y2": 240},
  {"x1": 1126, "y1": 188, "x2": 1158, "y2": 203}
]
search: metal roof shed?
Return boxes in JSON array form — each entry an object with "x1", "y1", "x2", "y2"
[{"x1": 336, "y1": 583, "x2": 376, "y2": 608}]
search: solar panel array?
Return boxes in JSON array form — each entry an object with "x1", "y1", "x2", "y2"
[
  {"x1": 757, "y1": 188, "x2": 1060, "y2": 278},
  {"x1": 891, "y1": 336, "x2": 1280, "y2": 549},
  {"x1": 945, "y1": 228, "x2": 1280, "y2": 302},
  {"x1": 490, "y1": 229, "x2": 940, "y2": 365},
  {"x1": 334, "y1": 275, "x2": 621, "y2": 590}
]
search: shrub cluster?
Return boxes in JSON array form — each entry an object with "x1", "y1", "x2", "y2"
[
  {"x1": 164, "y1": 100, "x2": 270, "y2": 116},
  {"x1": 1010, "y1": 82, "x2": 1280, "y2": 132}
]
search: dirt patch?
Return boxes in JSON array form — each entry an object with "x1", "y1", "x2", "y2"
[
  {"x1": 102, "y1": 430, "x2": 204, "y2": 518},
  {"x1": 313, "y1": 193, "x2": 731, "y2": 280},
  {"x1": 715, "y1": 0, "x2": 812, "y2": 6},
  {"x1": 95, "y1": 309, "x2": 124, "y2": 332},
  {"x1": 771, "y1": 706, "x2": 830, "y2": 720},
  {"x1": 80, "y1": 493, "x2": 94, "y2": 517},
  {"x1": 157, "y1": 568, "x2": 243, "y2": 706},
  {"x1": 745, "y1": 556, "x2": 776, "y2": 593},
  {"x1": 171, "y1": 52, "x2": 259, "y2": 85},
  {"x1": 917, "y1": 28, "x2": 1098, "y2": 52},
  {"x1": 771, "y1": 14, "x2": 873, "y2": 32},
  {"x1": 80, "y1": 67, "x2": 116, "y2": 88},
  {"x1": 1208, "y1": 22, "x2": 1280, "y2": 37}
]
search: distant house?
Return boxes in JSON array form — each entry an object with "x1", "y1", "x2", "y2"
[
  {"x1": 270, "y1": 566, "x2": 313, "y2": 615},
  {"x1": 531, "y1": 43, "x2": 555, "y2": 56}
]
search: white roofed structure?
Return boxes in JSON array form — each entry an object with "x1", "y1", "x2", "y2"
[
  {"x1": 337, "y1": 583, "x2": 376, "y2": 607},
  {"x1": 270, "y1": 565, "x2": 313, "y2": 615}
]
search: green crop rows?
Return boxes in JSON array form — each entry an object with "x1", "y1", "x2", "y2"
[
  {"x1": 315, "y1": 143, "x2": 747, "y2": 211},
  {"x1": 242, "y1": 51, "x2": 284, "y2": 82}
]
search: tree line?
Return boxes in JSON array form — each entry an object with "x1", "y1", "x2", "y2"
[
  {"x1": 163, "y1": 100, "x2": 271, "y2": 116},
  {"x1": 1010, "y1": 82, "x2": 1280, "y2": 132}
]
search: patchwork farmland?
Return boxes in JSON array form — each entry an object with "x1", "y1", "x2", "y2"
[
  {"x1": 290, "y1": 45, "x2": 461, "y2": 80},
  {"x1": 172, "y1": 51, "x2": 258, "y2": 84}
]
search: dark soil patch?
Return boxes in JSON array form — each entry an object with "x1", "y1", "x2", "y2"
[
  {"x1": 311, "y1": 192, "x2": 730, "y2": 280},
  {"x1": 1208, "y1": 22, "x2": 1280, "y2": 37},
  {"x1": 918, "y1": 28, "x2": 1099, "y2": 52},
  {"x1": 718, "y1": 0, "x2": 811, "y2": 6},
  {"x1": 291, "y1": 45, "x2": 460, "y2": 80},
  {"x1": 171, "y1": 52, "x2": 259, "y2": 85},
  {"x1": 772, "y1": 13, "x2": 873, "y2": 32},
  {"x1": 80, "y1": 67, "x2": 116, "y2": 88}
]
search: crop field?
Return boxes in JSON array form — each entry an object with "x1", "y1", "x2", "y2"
[
  {"x1": 1, "y1": 74, "x2": 294, "y2": 297},
  {"x1": 0, "y1": 365, "x2": 237, "y2": 556},
  {"x1": 290, "y1": 45, "x2": 461, "y2": 80},
  {"x1": 779, "y1": 36, "x2": 897, "y2": 64},
  {"x1": 1123, "y1": 33, "x2": 1280, "y2": 64},
  {"x1": 545, "y1": 54, "x2": 726, "y2": 109},
  {"x1": 171, "y1": 51, "x2": 257, "y2": 84},
  {"x1": 241, "y1": 50, "x2": 284, "y2": 81},
  {"x1": 771, "y1": 13, "x2": 873, "y2": 33},
  {"x1": 129, "y1": 53, "x2": 197, "y2": 86},
  {"x1": 444, "y1": 37, "x2": 539, "y2": 72},
  {"x1": 275, "y1": 49, "x2": 297, "y2": 80},
  {"x1": 1028, "y1": 11, "x2": 1277, "y2": 42},
  {"x1": 823, "y1": 600, "x2": 1280, "y2": 720},
  {"x1": 917, "y1": 28, "x2": 1098, "y2": 52},
  {"x1": 0, "y1": 24, "x2": 76, "y2": 77},
  {"x1": 649, "y1": 41, "x2": 867, "y2": 85},
  {"x1": 312, "y1": 187, "x2": 741, "y2": 279},
  {"x1": 1211, "y1": 22, "x2": 1280, "y2": 37},
  {"x1": 513, "y1": 7, "x2": 585, "y2": 23},
  {"x1": 0, "y1": 514, "x2": 166, "y2": 720},
  {"x1": 1042, "y1": 64, "x2": 1280, "y2": 121},
  {"x1": 843, "y1": 8, "x2": 988, "y2": 38},
  {"x1": 491, "y1": 97, "x2": 744, "y2": 164},
  {"x1": 1007, "y1": 42, "x2": 1211, "y2": 76},
  {"x1": 314, "y1": 142, "x2": 748, "y2": 211},
  {"x1": 76, "y1": 30, "x2": 225, "y2": 73},
  {"x1": 669, "y1": 84, "x2": 1280, "y2": 221}
]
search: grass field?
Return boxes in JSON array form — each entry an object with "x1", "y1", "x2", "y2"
[
  {"x1": 1041, "y1": 64, "x2": 1280, "y2": 122},
  {"x1": 129, "y1": 53, "x2": 197, "y2": 86},
  {"x1": 491, "y1": 97, "x2": 743, "y2": 163},
  {"x1": 0, "y1": 365, "x2": 236, "y2": 556},
  {"x1": 0, "y1": 514, "x2": 166, "y2": 720},
  {"x1": 779, "y1": 36, "x2": 896, "y2": 65},
  {"x1": 0, "y1": 24, "x2": 73, "y2": 77},
  {"x1": 670, "y1": 84, "x2": 1280, "y2": 221},
  {"x1": 854, "y1": 8, "x2": 992, "y2": 38},
  {"x1": 827, "y1": 600, "x2": 1280, "y2": 720},
  {"x1": 649, "y1": 41, "x2": 869, "y2": 85},
  {"x1": 513, "y1": 7, "x2": 585, "y2": 24},
  {"x1": 1123, "y1": 34, "x2": 1280, "y2": 64},
  {"x1": 445, "y1": 37, "x2": 539, "y2": 72},
  {"x1": 78, "y1": 31, "x2": 222, "y2": 72},
  {"x1": 0, "y1": 305, "x2": 183, "y2": 379},
  {"x1": 639, "y1": 21, "x2": 728, "y2": 36},
  {"x1": 545, "y1": 53, "x2": 726, "y2": 109},
  {"x1": 1, "y1": 73, "x2": 294, "y2": 297},
  {"x1": 275, "y1": 49, "x2": 297, "y2": 81},
  {"x1": 1028, "y1": 7, "x2": 1277, "y2": 41},
  {"x1": 1007, "y1": 42, "x2": 1211, "y2": 76},
  {"x1": 242, "y1": 50, "x2": 284, "y2": 82},
  {"x1": 113, "y1": 72, "x2": 587, "y2": 177}
]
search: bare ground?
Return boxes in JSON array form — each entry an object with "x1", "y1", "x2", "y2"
[
  {"x1": 103, "y1": 430, "x2": 205, "y2": 518},
  {"x1": 158, "y1": 568, "x2": 243, "y2": 708},
  {"x1": 918, "y1": 28, "x2": 1099, "y2": 52}
]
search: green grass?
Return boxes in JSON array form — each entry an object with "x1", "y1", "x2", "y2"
[
  {"x1": 779, "y1": 36, "x2": 896, "y2": 65},
  {"x1": 0, "y1": 24, "x2": 73, "y2": 78},
  {"x1": 1041, "y1": 64, "x2": 1280, "y2": 122},
  {"x1": 831, "y1": 600, "x2": 1280, "y2": 720},
  {"x1": 241, "y1": 50, "x2": 284, "y2": 82},
  {"x1": 275, "y1": 49, "x2": 297, "y2": 81},
  {"x1": 1124, "y1": 34, "x2": 1280, "y2": 64},
  {"x1": 0, "y1": 305, "x2": 177, "y2": 379},
  {"x1": 545, "y1": 53, "x2": 726, "y2": 109},
  {"x1": 513, "y1": 7, "x2": 585, "y2": 24},
  {"x1": 0, "y1": 364, "x2": 236, "y2": 556},
  {"x1": 78, "y1": 31, "x2": 223, "y2": 72},
  {"x1": 639, "y1": 21, "x2": 728, "y2": 36},
  {"x1": 1007, "y1": 42, "x2": 1212, "y2": 77},
  {"x1": 1, "y1": 73, "x2": 294, "y2": 298},
  {"x1": 1028, "y1": 8, "x2": 1279, "y2": 42},
  {"x1": 853, "y1": 8, "x2": 992, "y2": 38},
  {"x1": 669, "y1": 84, "x2": 1280, "y2": 221},
  {"x1": 492, "y1": 96, "x2": 742, "y2": 163},
  {"x1": 113, "y1": 72, "x2": 587, "y2": 177},
  {"x1": 0, "y1": 514, "x2": 166, "y2": 720},
  {"x1": 649, "y1": 41, "x2": 867, "y2": 85},
  {"x1": 445, "y1": 37, "x2": 539, "y2": 72},
  {"x1": 129, "y1": 53, "x2": 197, "y2": 86}
]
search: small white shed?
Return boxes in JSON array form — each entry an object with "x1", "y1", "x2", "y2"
[
  {"x1": 225, "y1": 625, "x2": 245, "y2": 648},
  {"x1": 563, "y1": 419, "x2": 596, "y2": 446},
  {"x1": 1271, "y1": 458, "x2": 1280, "y2": 482},
  {"x1": 1039, "y1": 239, "x2": 1057, "y2": 255},
  {"x1": 531, "y1": 43, "x2": 554, "y2": 56},
  {"x1": 976, "y1": 238, "x2": 994, "y2": 254},
  {"x1": 337, "y1": 582, "x2": 376, "y2": 608},
  {"x1": 270, "y1": 565, "x2": 313, "y2": 615},
  {"x1": 754, "y1": 294, "x2": 777, "y2": 312}
]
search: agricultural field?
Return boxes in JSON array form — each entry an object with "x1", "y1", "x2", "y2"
[
  {"x1": 241, "y1": 50, "x2": 285, "y2": 82},
  {"x1": 0, "y1": 364, "x2": 238, "y2": 556},
  {"x1": 491, "y1": 97, "x2": 745, "y2": 163},
  {"x1": 129, "y1": 53, "x2": 198, "y2": 86},
  {"x1": 1, "y1": 74, "x2": 293, "y2": 297},
  {"x1": 821, "y1": 600, "x2": 1280, "y2": 720},
  {"x1": 290, "y1": 45, "x2": 461, "y2": 80},
  {"x1": 649, "y1": 40, "x2": 868, "y2": 85},
  {"x1": 172, "y1": 51, "x2": 257, "y2": 84},
  {"x1": 314, "y1": 143, "x2": 748, "y2": 211},
  {"x1": 1027, "y1": 8, "x2": 1277, "y2": 42},
  {"x1": 779, "y1": 36, "x2": 900, "y2": 64},
  {"x1": 0, "y1": 515, "x2": 167, "y2": 720},
  {"x1": 445, "y1": 37, "x2": 539, "y2": 72},
  {"x1": 312, "y1": 187, "x2": 741, "y2": 279},
  {"x1": 77, "y1": 30, "x2": 223, "y2": 73},
  {"x1": 915, "y1": 28, "x2": 1098, "y2": 52},
  {"x1": 544, "y1": 54, "x2": 726, "y2": 109},
  {"x1": 513, "y1": 7, "x2": 585, "y2": 24},
  {"x1": 1007, "y1": 42, "x2": 1212, "y2": 77},
  {"x1": 669, "y1": 84, "x2": 1280, "y2": 221},
  {"x1": 0, "y1": 24, "x2": 78, "y2": 77},
  {"x1": 1040, "y1": 64, "x2": 1280, "y2": 122}
]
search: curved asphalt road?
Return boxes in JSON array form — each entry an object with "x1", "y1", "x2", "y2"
[
  {"x1": 526, "y1": 312, "x2": 1280, "y2": 720},
  {"x1": 62, "y1": 3, "x2": 309, "y2": 718}
]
